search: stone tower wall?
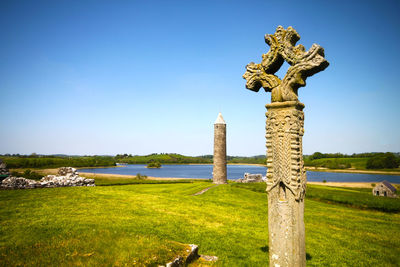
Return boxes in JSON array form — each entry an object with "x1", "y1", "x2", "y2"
[{"x1": 213, "y1": 123, "x2": 227, "y2": 184}]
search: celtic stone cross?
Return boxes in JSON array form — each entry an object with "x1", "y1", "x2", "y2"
[{"x1": 243, "y1": 26, "x2": 329, "y2": 267}]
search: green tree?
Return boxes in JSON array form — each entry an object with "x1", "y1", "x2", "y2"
[{"x1": 366, "y1": 153, "x2": 399, "y2": 169}]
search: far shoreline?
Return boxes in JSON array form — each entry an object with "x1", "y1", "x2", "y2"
[
  {"x1": 187, "y1": 163, "x2": 266, "y2": 167},
  {"x1": 79, "y1": 164, "x2": 400, "y2": 175}
]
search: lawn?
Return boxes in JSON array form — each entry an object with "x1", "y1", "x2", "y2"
[
  {"x1": 94, "y1": 177, "x2": 198, "y2": 186},
  {"x1": 233, "y1": 183, "x2": 400, "y2": 212},
  {"x1": 0, "y1": 182, "x2": 399, "y2": 266}
]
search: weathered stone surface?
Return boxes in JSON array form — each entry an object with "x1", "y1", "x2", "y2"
[
  {"x1": 243, "y1": 26, "x2": 328, "y2": 267},
  {"x1": 40, "y1": 174, "x2": 95, "y2": 188},
  {"x1": 185, "y1": 244, "x2": 199, "y2": 264},
  {"x1": 58, "y1": 167, "x2": 78, "y2": 176},
  {"x1": 372, "y1": 181, "x2": 398, "y2": 198},
  {"x1": 266, "y1": 101, "x2": 306, "y2": 267},
  {"x1": 165, "y1": 244, "x2": 198, "y2": 267},
  {"x1": 162, "y1": 244, "x2": 217, "y2": 267},
  {"x1": 236, "y1": 173, "x2": 264, "y2": 183},
  {"x1": 213, "y1": 113, "x2": 227, "y2": 184},
  {"x1": 243, "y1": 26, "x2": 329, "y2": 103},
  {"x1": 0, "y1": 176, "x2": 39, "y2": 189},
  {"x1": 0, "y1": 167, "x2": 95, "y2": 189},
  {"x1": 199, "y1": 255, "x2": 218, "y2": 262},
  {"x1": 166, "y1": 256, "x2": 184, "y2": 267},
  {"x1": 266, "y1": 102, "x2": 306, "y2": 201}
]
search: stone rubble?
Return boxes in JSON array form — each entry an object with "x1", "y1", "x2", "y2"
[
  {"x1": 0, "y1": 167, "x2": 95, "y2": 189},
  {"x1": 0, "y1": 176, "x2": 39, "y2": 189},
  {"x1": 236, "y1": 173, "x2": 264, "y2": 183}
]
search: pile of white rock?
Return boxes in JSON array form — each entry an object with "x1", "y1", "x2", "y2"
[
  {"x1": 1, "y1": 176, "x2": 39, "y2": 189},
  {"x1": 41, "y1": 167, "x2": 95, "y2": 187},
  {"x1": 0, "y1": 167, "x2": 95, "y2": 189}
]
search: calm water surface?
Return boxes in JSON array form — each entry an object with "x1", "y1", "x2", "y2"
[{"x1": 78, "y1": 164, "x2": 400, "y2": 183}]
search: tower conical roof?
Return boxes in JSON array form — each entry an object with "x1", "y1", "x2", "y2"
[{"x1": 214, "y1": 112, "x2": 226, "y2": 124}]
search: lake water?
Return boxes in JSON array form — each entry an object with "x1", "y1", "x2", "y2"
[{"x1": 78, "y1": 164, "x2": 400, "y2": 183}]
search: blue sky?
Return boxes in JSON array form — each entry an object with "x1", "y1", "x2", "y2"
[{"x1": 0, "y1": 0, "x2": 399, "y2": 156}]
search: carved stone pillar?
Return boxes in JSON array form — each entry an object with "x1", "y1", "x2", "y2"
[
  {"x1": 266, "y1": 101, "x2": 306, "y2": 267},
  {"x1": 242, "y1": 26, "x2": 328, "y2": 267}
]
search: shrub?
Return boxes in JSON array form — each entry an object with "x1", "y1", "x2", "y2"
[
  {"x1": 147, "y1": 161, "x2": 161, "y2": 168},
  {"x1": 309, "y1": 152, "x2": 324, "y2": 160},
  {"x1": 136, "y1": 173, "x2": 148, "y2": 180},
  {"x1": 11, "y1": 169, "x2": 43, "y2": 180}
]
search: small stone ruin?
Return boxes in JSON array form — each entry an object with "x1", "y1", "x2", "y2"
[
  {"x1": 0, "y1": 167, "x2": 95, "y2": 189},
  {"x1": 236, "y1": 173, "x2": 264, "y2": 183}
]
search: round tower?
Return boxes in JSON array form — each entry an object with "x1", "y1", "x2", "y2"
[{"x1": 213, "y1": 113, "x2": 227, "y2": 184}]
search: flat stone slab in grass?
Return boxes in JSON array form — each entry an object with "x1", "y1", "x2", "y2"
[{"x1": 161, "y1": 243, "x2": 218, "y2": 267}]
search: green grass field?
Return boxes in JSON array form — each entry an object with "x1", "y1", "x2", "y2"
[
  {"x1": 233, "y1": 183, "x2": 400, "y2": 213},
  {"x1": 94, "y1": 177, "x2": 199, "y2": 186},
  {"x1": 1, "y1": 182, "x2": 399, "y2": 266}
]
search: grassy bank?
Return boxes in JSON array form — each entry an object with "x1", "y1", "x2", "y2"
[
  {"x1": 1, "y1": 182, "x2": 399, "y2": 266},
  {"x1": 94, "y1": 177, "x2": 199, "y2": 186},
  {"x1": 233, "y1": 183, "x2": 400, "y2": 213}
]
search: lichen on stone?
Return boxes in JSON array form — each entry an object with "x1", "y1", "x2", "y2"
[{"x1": 243, "y1": 26, "x2": 329, "y2": 103}]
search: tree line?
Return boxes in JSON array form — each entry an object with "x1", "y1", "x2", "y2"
[
  {"x1": 0, "y1": 156, "x2": 116, "y2": 169},
  {"x1": 1, "y1": 152, "x2": 399, "y2": 170},
  {"x1": 304, "y1": 152, "x2": 400, "y2": 170}
]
